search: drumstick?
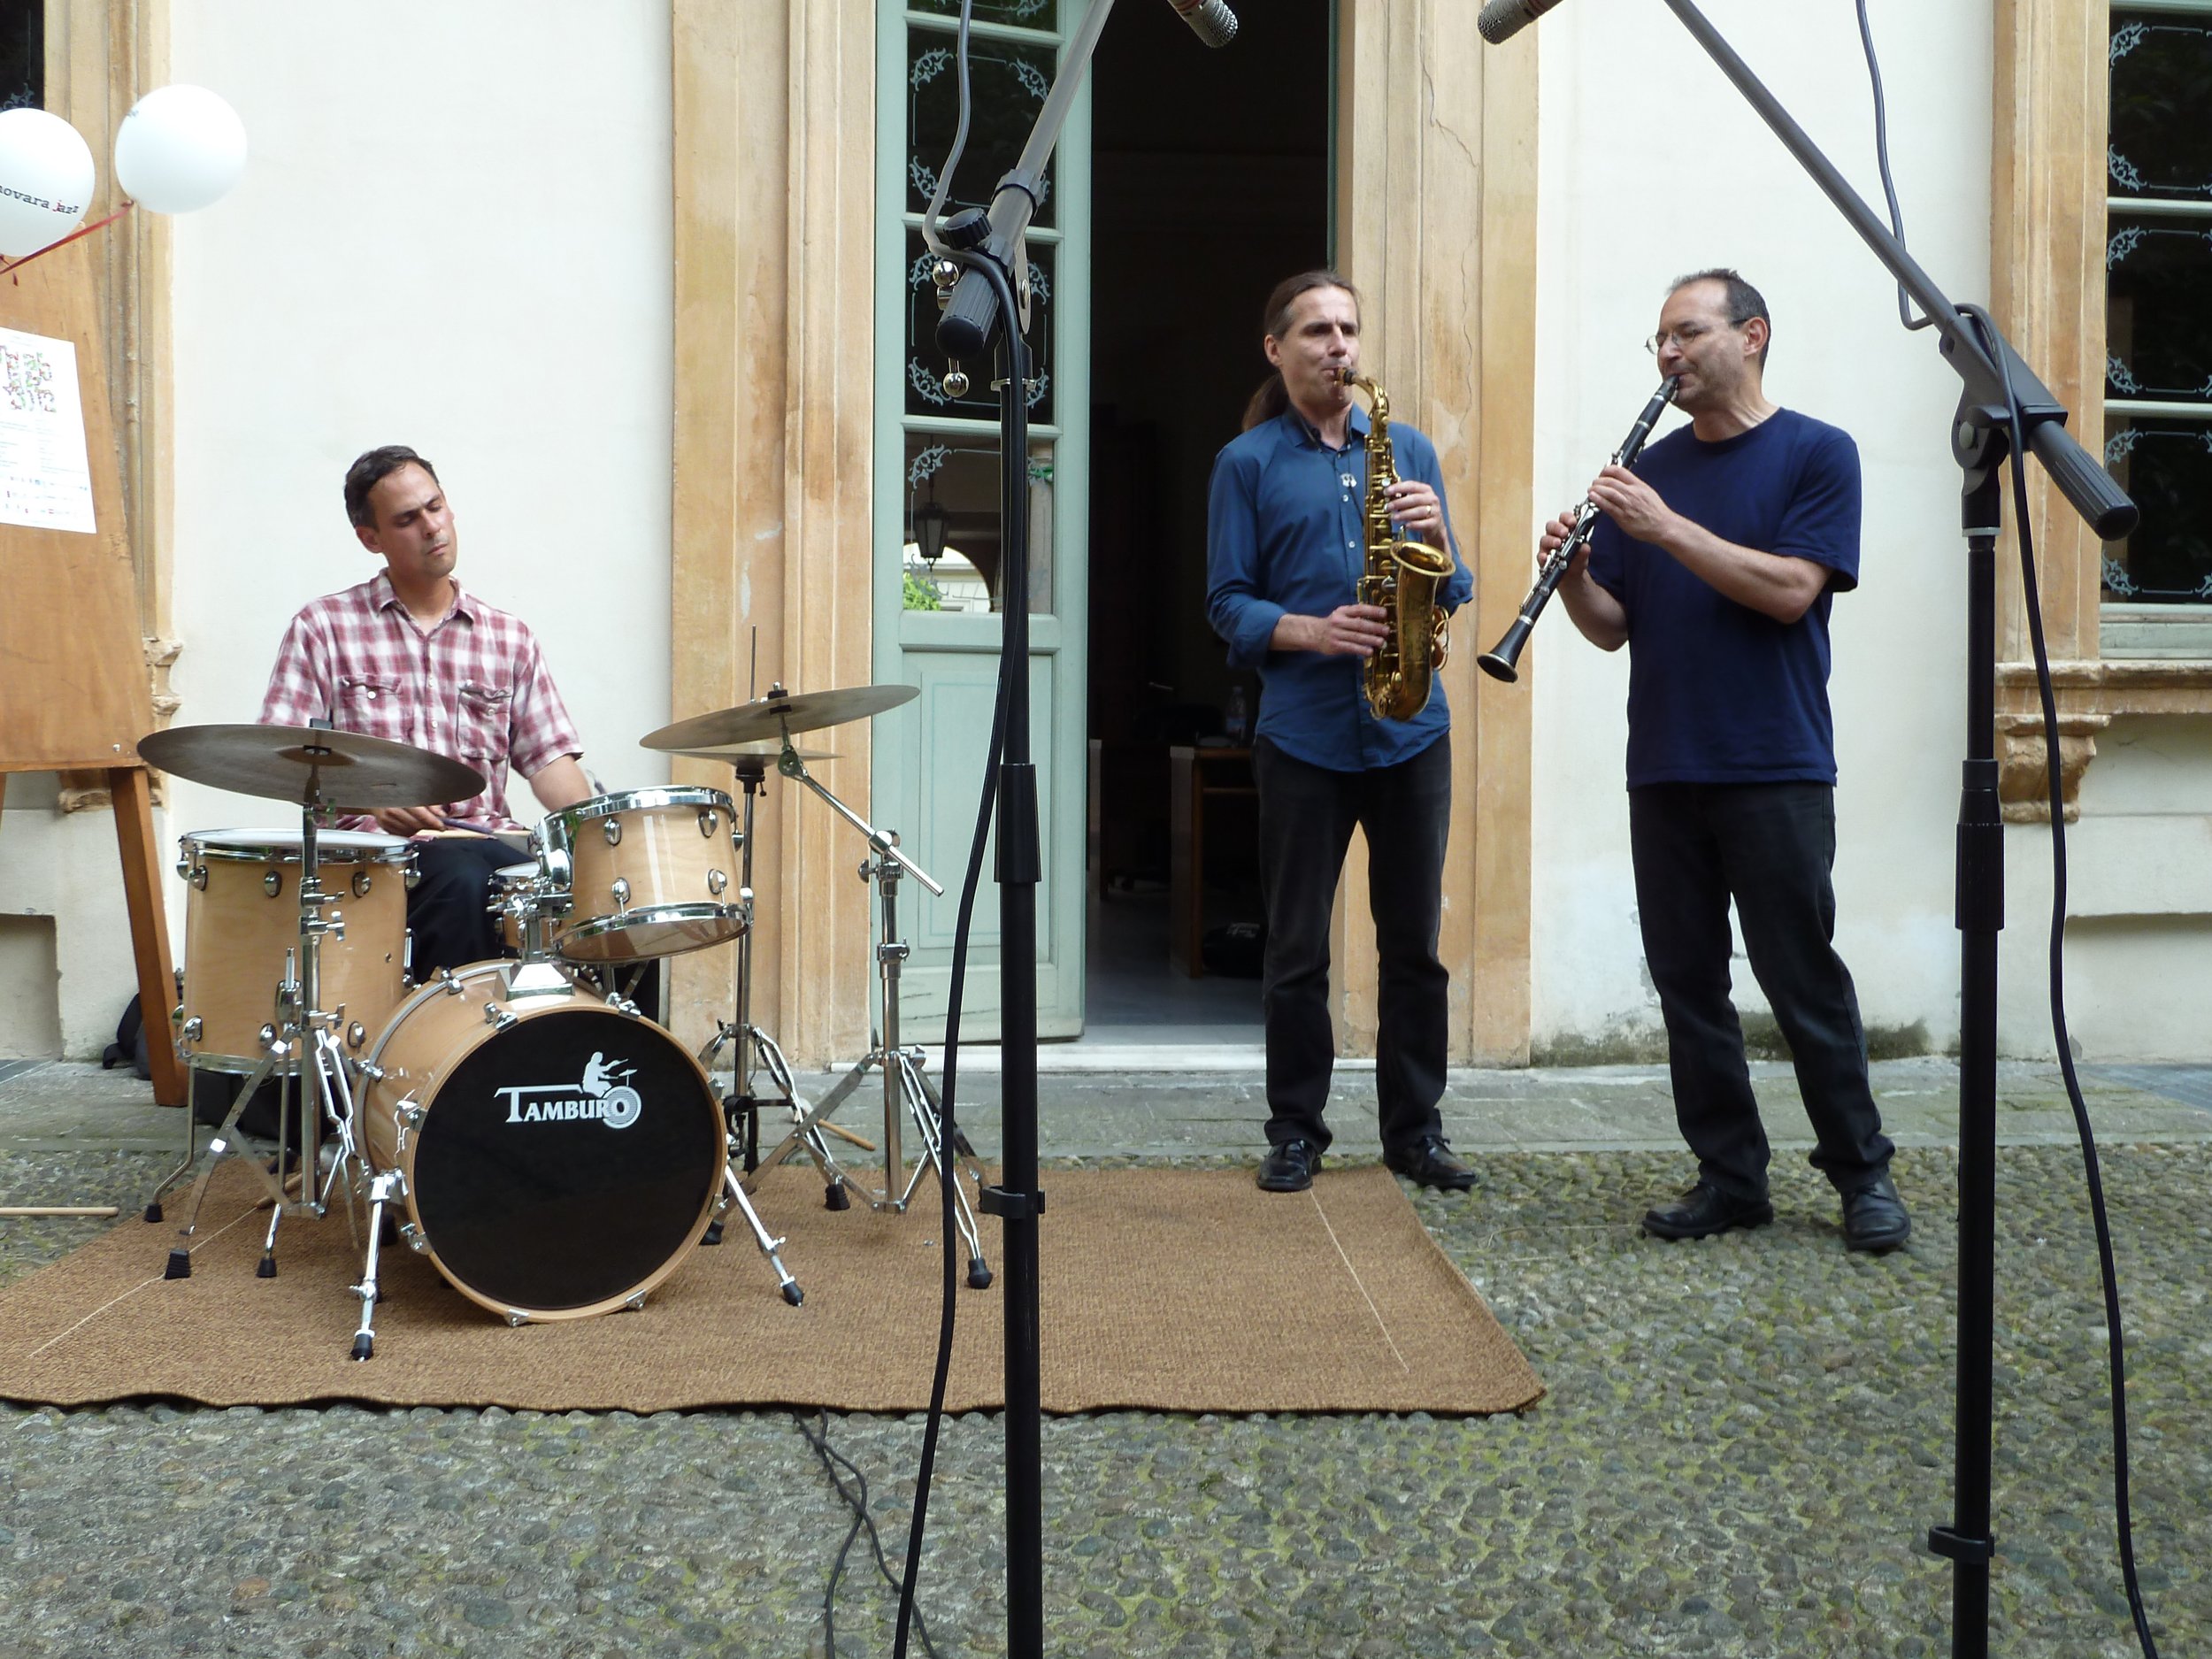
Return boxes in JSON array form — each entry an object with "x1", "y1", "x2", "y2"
[
  {"x1": 0, "y1": 1205, "x2": 121, "y2": 1217},
  {"x1": 822, "y1": 1122, "x2": 877, "y2": 1152}
]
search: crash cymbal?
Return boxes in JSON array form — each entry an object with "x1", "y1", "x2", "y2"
[
  {"x1": 641, "y1": 682, "x2": 918, "y2": 753},
  {"x1": 660, "y1": 740, "x2": 838, "y2": 766},
  {"x1": 139, "y1": 724, "x2": 486, "y2": 810}
]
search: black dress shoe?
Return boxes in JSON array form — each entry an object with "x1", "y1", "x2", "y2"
[
  {"x1": 1840, "y1": 1171, "x2": 1911, "y2": 1253},
  {"x1": 1256, "y1": 1139, "x2": 1319, "y2": 1193},
  {"x1": 1641, "y1": 1180, "x2": 1775, "y2": 1240},
  {"x1": 1384, "y1": 1135, "x2": 1477, "y2": 1192}
]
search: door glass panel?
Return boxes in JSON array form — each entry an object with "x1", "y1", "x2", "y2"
[
  {"x1": 902, "y1": 433, "x2": 1057, "y2": 615},
  {"x1": 910, "y1": 0, "x2": 1058, "y2": 28},
  {"x1": 2108, "y1": 12, "x2": 2212, "y2": 204},
  {"x1": 2103, "y1": 417, "x2": 2212, "y2": 602},
  {"x1": 904, "y1": 230, "x2": 1056, "y2": 423},
  {"x1": 908, "y1": 31, "x2": 1058, "y2": 227}
]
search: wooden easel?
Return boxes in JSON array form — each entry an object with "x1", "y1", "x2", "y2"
[{"x1": 1, "y1": 235, "x2": 187, "y2": 1109}]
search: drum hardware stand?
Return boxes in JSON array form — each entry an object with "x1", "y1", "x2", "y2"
[
  {"x1": 752, "y1": 734, "x2": 993, "y2": 1291},
  {"x1": 146, "y1": 764, "x2": 369, "y2": 1281}
]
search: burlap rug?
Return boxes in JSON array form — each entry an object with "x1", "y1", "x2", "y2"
[{"x1": 0, "y1": 1161, "x2": 1543, "y2": 1416}]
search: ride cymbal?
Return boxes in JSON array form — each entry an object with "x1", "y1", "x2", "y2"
[
  {"x1": 640, "y1": 682, "x2": 918, "y2": 752},
  {"x1": 139, "y1": 724, "x2": 486, "y2": 810}
]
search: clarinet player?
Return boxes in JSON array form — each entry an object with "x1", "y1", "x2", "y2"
[
  {"x1": 1205, "y1": 270, "x2": 1478, "y2": 1195},
  {"x1": 1548, "y1": 268, "x2": 1911, "y2": 1252}
]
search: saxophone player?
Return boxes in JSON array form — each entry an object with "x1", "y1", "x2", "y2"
[
  {"x1": 1205, "y1": 271, "x2": 1476, "y2": 1195},
  {"x1": 1546, "y1": 269, "x2": 1910, "y2": 1253}
]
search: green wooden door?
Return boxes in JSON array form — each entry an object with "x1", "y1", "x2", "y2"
[{"x1": 872, "y1": 0, "x2": 1091, "y2": 1041}]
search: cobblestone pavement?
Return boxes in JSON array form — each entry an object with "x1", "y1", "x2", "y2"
[{"x1": 1, "y1": 1060, "x2": 2208, "y2": 1656}]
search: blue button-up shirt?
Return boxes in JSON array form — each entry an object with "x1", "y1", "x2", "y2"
[{"x1": 1206, "y1": 404, "x2": 1471, "y2": 772}]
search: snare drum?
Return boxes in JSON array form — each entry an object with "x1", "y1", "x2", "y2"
[
  {"x1": 541, "y1": 787, "x2": 747, "y2": 963},
  {"x1": 358, "y1": 962, "x2": 726, "y2": 1322},
  {"x1": 177, "y1": 828, "x2": 413, "y2": 1071}
]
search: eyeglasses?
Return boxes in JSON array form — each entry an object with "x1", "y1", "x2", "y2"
[{"x1": 1645, "y1": 319, "x2": 1743, "y2": 356}]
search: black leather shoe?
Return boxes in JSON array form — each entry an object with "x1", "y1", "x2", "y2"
[
  {"x1": 1385, "y1": 1135, "x2": 1477, "y2": 1192},
  {"x1": 1840, "y1": 1171, "x2": 1911, "y2": 1253},
  {"x1": 1256, "y1": 1139, "x2": 1319, "y2": 1193},
  {"x1": 1641, "y1": 1180, "x2": 1775, "y2": 1240}
]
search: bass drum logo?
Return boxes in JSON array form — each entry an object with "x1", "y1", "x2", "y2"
[{"x1": 496, "y1": 1049, "x2": 644, "y2": 1130}]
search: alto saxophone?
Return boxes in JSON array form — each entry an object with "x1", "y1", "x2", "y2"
[{"x1": 1340, "y1": 369, "x2": 1455, "y2": 722}]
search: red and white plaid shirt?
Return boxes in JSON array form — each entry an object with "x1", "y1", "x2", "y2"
[{"x1": 258, "y1": 573, "x2": 582, "y2": 833}]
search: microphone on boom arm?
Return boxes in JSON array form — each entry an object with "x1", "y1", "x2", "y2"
[
  {"x1": 1476, "y1": 0, "x2": 1567, "y2": 46},
  {"x1": 1167, "y1": 0, "x2": 1239, "y2": 49}
]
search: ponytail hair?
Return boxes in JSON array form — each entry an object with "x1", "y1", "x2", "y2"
[{"x1": 1240, "y1": 268, "x2": 1360, "y2": 431}]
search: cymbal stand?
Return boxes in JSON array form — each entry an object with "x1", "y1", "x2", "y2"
[
  {"x1": 754, "y1": 738, "x2": 993, "y2": 1290},
  {"x1": 150, "y1": 761, "x2": 365, "y2": 1280}
]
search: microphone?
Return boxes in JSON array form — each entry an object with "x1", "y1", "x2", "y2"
[
  {"x1": 1167, "y1": 0, "x2": 1238, "y2": 49},
  {"x1": 1476, "y1": 0, "x2": 1565, "y2": 45}
]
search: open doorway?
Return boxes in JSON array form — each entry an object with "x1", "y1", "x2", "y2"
[{"x1": 1086, "y1": 0, "x2": 1331, "y2": 1040}]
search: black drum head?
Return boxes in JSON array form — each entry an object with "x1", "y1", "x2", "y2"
[{"x1": 410, "y1": 1006, "x2": 719, "y2": 1313}]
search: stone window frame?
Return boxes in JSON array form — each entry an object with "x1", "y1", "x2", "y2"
[{"x1": 1992, "y1": 0, "x2": 2212, "y2": 822}]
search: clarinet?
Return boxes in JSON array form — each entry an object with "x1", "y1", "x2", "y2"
[{"x1": 1477, "y1": 377, "x2": 1679, "y2": 684}]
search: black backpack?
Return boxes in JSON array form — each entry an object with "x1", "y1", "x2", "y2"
[{"x1": 102, "y1": 994, "x2": 155, "y2": 1081}]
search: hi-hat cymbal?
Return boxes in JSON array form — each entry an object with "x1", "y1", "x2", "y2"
[
  {"x1": 641, "y1": 683, "x2": 918, "y2": 753},
  {"x1": 662, "y1": 740, "x2": 839, "y2": 766},
  {"x1": 140, "y1": 724, "x2": 487, "y2": 810}
]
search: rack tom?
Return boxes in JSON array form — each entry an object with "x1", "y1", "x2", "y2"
[
  {"x1": 176, "y1": 828, "x2": 413, "y2": 1071},
  {"x1": 541, "y1": 787, "x2": 747, "y2": 963}
]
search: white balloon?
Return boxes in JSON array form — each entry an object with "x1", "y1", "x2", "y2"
[
  {"x1": 113, "y1": 84, "x2": 248, "y2": 215},
  {"x1": 0, "y1": 108, "x2": 96, "y2": 258}
]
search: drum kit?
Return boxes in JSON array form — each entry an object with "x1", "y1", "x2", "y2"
[{"x1": 136, "y1": 680, "x2": 991, "y2": 1360}]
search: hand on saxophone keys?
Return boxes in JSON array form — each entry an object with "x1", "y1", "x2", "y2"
[
  {"x1": 1385, "y1": 479, "x2": 1444, "y2": 538},
  {"x1": 1275, "y1": 604, "x2": 1390, "y2": 659}
]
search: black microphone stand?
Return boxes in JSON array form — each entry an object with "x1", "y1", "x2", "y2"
[
  {"x1": 1656, "y1": 5, "x2": 2137, "y2": 1655},
  {"x1": 929, "y1": 3, "x2": 1122, "y2": 1654}
]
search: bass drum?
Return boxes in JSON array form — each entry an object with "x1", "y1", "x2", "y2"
[{"x1": 358, "y1": 962, "x2": 726, "y2": 1323}]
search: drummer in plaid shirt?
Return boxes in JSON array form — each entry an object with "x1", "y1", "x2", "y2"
[{"x1": 259, "y1": 445, "x2": 595, "y2": 973}]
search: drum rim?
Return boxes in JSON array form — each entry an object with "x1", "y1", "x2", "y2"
[
  {"x1": 183, "y1": 827, "x2": 413, "y2": 864},
  {"x1": 362, "y1": 959, "x2": 581, "y2": 1073},
  {"x1": 542, "y1": 785, "x2": 736, "y2": 834},
  {"x1": 556, "y1": 902, "x2": 749, "y2": 960}
]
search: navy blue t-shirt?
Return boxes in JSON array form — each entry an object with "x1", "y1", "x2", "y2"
[{"x1": 1587, "y1": 407, "x2": 1860, "y2": 787}]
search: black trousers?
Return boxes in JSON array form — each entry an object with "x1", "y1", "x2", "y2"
[
  {"x1": 1252, "y1": 733, "x2": 1452, "y2": 1157},
  {"x1": 407, "y1": 836, "x2": 524, "y2": 977},
  {"x1": 406, "y1": 835, "x2": 664, "y2": 1015},
  {"x1": 1628, "y1": 781, "x2": 1895, "y2": 1202}
]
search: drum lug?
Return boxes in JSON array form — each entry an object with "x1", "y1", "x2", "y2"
[
  {"x1": 356, "y1": 1059, "x2": 387, "y2": 1083},
  {"x1": 697, "y1": 808, "x2": 718, "y2": 838},
  {"x1": 440, "y1": 972, "x2": 465, "y2": 996},
  {"x1": 707, "y1": 869, "x2": 728, "y2": 896},
  {"x1": 605, "y1": 995, "x2": 644, "y2": 1020},
  {"x1": 352, "y1": 870, "x2": 373, "y2": 898},
  {"x1": 625, "y1": 1292, "x2": 648, "y2": 1312},
  {"x1": 263, "y1": 871, "x2": 281, "y2": 897},
  {"x1": 398, "y1": 1101, "x2": 426, "y2": 1131},
  {"x1": 479, "y1": 1002, "x2": 515, "y2": 1031},
  {"x1": 506, "y1": 1309, "x2": 531, "y2": 1327},
  {"x1": 347, "y1": 1020, "x2": 368, "y2": 1049},
  {"x1": 611, "y1": 877, "x2": 631, "y2": 912},
  {"x1": 398, "y1": 1221, "x2": 426, "y2": 1253},
  {"x1": 603, "y1": 818, "x2": 622, "y2": 848},
  {"x1": 258, "y1": 1023, "x2": 278, "y2": 1047},
  {"x1": 180, "y1": 1016, "x2": 204, "y2": 1046},
  {"x1": 188, "y1": 864, "x2": 208, "y2": 890}
]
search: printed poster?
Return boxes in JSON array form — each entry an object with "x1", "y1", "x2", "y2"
[{"x1": 0, "y1": 324, "x2": 97, "y2": 534}]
